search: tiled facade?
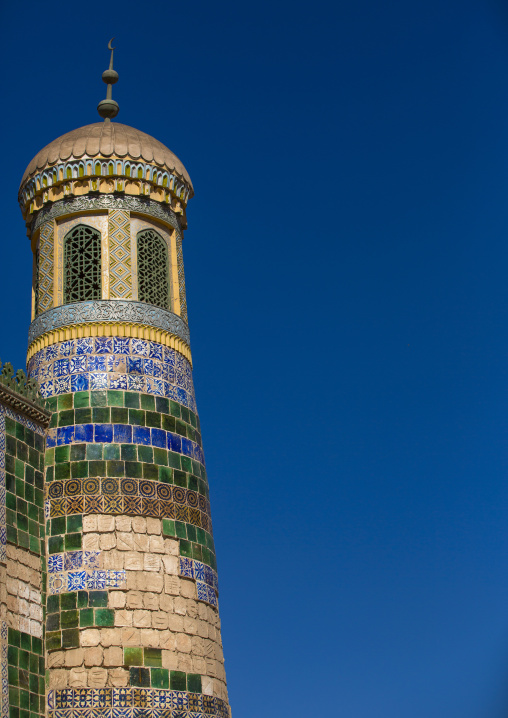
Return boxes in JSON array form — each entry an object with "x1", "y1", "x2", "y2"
[{"x1": 6, "y1": 109, "x2": 232, "y2": 718}]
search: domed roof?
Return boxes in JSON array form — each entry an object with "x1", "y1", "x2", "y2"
[{"x1": 20, "y1": 122, "x2": 192, "y2": 191}]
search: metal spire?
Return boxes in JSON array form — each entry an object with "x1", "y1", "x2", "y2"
[{"x1": 97, "y1": 38, "x2": 119, "y2": 122}]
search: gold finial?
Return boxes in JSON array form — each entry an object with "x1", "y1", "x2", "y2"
[{"x1": 97, "y1": 38, "x2": 119, "y2": 122}]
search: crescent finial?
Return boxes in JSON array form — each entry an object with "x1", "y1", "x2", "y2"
[{"x1": 108, "y1": 37, "x2": 116, "y2": 51}]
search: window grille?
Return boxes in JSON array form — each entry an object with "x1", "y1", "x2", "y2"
[
  {"x1": 64, "y1": 224, "x2": 102, "y2": 304},
  {"x1": 137, "y1": 229, "x2": 170, "y2": 310}
]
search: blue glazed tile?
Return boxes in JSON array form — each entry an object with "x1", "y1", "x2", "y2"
[
  {"x1": 133, "y1": 426, "x2": 150, "y2": 445},
  {"x1": 110, "y1": 374, "x2": 128, "y2": 389},
  {"x1": 87, "y1": 570, "x2": 106, "y2": 589},
  {"x1": 168, "y1": 433, "x2": 181, "y2": 453},
  {"x1": 151, "y1": 428, "x2": 166, "y2": 449},
  {"x1": 60, "y1": 340, "x2": 75, "y2": 356},
  {"x1": 149, "y1": 343, "x2": 163, "y2": 360},
  {"x1": 207, "y1": 585, "x2": 218, "y2": 607},
  {"x1": 64, "y1": 551, "x2": 83, "y2": 570},
  {"x1": 175, "y1": 387, "x2": 186, "y2": 404},
  {"x1": 76, "y1": 338, "x2": 94, "y2": 354},
  {"x1": 58, "y1": 426, "x2": 76, "y2": 445},
  {"x1": 75, "y1": 424, "x2": 94, "y2": 443},
  {"x1": 144, "y1": 359, "x2": 155, "y2": 376},
  {"x1": 131, "y1": 339, "x2": 149, "y2": 356},
  {"x1": 95, "y1": 337, "x2": 113, "y2": 354},
  {"x1": 194, "y1": 561, "x2": 205, "y2": 582},
  {"x1": 180, "y1": 557, "x2": 194, "y2": 578},
  {"x1": 107, "y1": 356, "x2": 126, "y2": 373},
  {"x1": 196, "y1": 582, "x2": 208, "y2": 602},
  {"x1": 171, "y1": 693, "x2": 189, "y2": 710},
  {"x1": 127, "y1": 357, "x2": 143, "y2": 374},
  {"x1": 54, "y1": 359, "x2": 70, "y2": 377},
  {"x1": 48, "y1": 554, "x2": 63, "y2": 573},
  {"x1": 95, "y1": 424, "x2": 113, "y2": 443},
  {"x1": 90, "y1": 373, "x2": 108, "y2": 390},
  {"x1": 204, "y1": 565, "x2": 214, "y2": 586},
  {"x1": 152, "y1": 362, "x2": 163, "y2": 378},
  {"x1": 127, "y1": 376, "x2": 145, "y2": 391},
  {"x1": 152, "y1": 379, "x2": 164, "y2": 396},
  {"x1": 46, "y1": 345, "x2": 59, "y2": 361},
  {"x1": 55, "y1": 376, "x2": 71, "y2": 394},
  {"x1": 67, "y1": 571, "x2": 87, "y2": 591},
  {"x1": 83, "y1": 551, "x2": 100, "y2": 569},
  {"x1": 113, "y1": 337, "x2": 131, "y2": 354},
  {"x1": 69, "y1": 356, "x2": 87, "y2": 374},
  {"x1": 46, "y1": 429, "x2": 57, "y2": 448},
  {"x1": 88, "y1": 356, "x2": 107, "y2": 372},
  {"x1": 112, "y1": 688, "x2": 132, "y2": 707},
  {"x1": 164, "y1": 347, "x2": 175, "y2": 366},
  {"x1": 40, "y1": 381, "x2": 54, "y2": 398},
  {"x1": 181, "y1": 438, "x2": 193, "y2": 457},
  {"x1": 114, "y1": 424, "x2": 132, "y2": 443},
  {"x1": 71, "y1": 374, "x2": 89, "y2": 392}
]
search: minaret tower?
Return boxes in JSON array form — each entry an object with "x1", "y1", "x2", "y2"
[{"x1": 18, "y1": 43, "x2": 231, "y2": 718}]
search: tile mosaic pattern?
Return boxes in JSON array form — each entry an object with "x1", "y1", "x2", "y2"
[
  {"x1": 28, "y1": 338, "x2": 196, "y2": 411},
  {"x1": 37, "y1": 220, "x2": 54, "y2": 314},
  {"x1": 46, "y1": 478, "x2": 211, "y2": 529},
  {"x1": 6, "y1": 627, "x2": 45, "y2": 718},
  {"x1": 47, "y1": 688, "x2": 229, "y2": 717},
  {"x1": 109, "y1": 210, "x2": 132, "y2": 299}
]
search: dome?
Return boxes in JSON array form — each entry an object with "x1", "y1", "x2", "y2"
[{"x1": 20, "y1": 122, "x2": 193, "y2": 192}]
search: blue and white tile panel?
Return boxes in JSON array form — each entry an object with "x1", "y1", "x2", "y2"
[
  {"x1": 179, "y1": 558, "x2": 218, "y2": 608},
  {"x1": 28, "y1": 338, "x2": 196, "y2": 412},
  {"x1": 47, "y1": 550, "x2": 126, "y2": 594}
]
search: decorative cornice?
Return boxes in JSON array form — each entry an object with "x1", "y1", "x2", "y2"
[
  {"x1": 33, "y1": 194, "x2": 181, "y2": 233},
  {"x1": 0, "y1": 384, "x2": 51, "y2": 426},
  {"x1": 28, "y1": 300, "x2": 190, "y2": 347},
  {"x1": 27, "y1": 322, "x2": 192, "y2": 365}
]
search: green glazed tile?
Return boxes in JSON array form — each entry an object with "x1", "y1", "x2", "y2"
[
  {"x1": 145, "y1": 411, "x2": 161, "y2": 428},
  {"x1": 137, "y1": 445, "x2": 153, "y2": 463},
  {"x1": 124, "y1": 392, "x2": 139, "y2": 409},
  {"x1": 73, "y1": 391, "x2": 90, "y2": 408},
  {"x1": 57, "y1": 394, "x2": 73, "y2": 410},
  {"x1": 170, "y1": 670, "x2": 186, "y2": 691},
  {"x1": 129, "y1": 667, "x2": 150, "y2": 687},
  {"x1": 124, "y1": 461, "x2": 142, "y2": 478},
  {"x1": 123, "y1": 646, "x2": 142, "y2": 666},
  {"x1": 71, "y1": 461, "x2": 88, "y2": 478},
  {"x1": 58, "y1": 409, "x2": 75, "y2": 426},
  {"x1": 150, "y1": 668, "x2": 169, "y2": 688},
  {"x1": 89, "y1": 591, "x2": 108, "y2": 607},
  {"x1": 128, "y1": 409, "x2": 145, "y2": 426},
  {"x1": 187, "y1": 673, "x2": 202, "y2": 693},
  {"x1": 121, "y1": 444, "x2": 137, "y2": 461},
  {"x1": 70, "y1": 444, "x2": 86, "y2": 461},
  {"x1": 103, "y1": 442, "x2": 120, "y2": 460},
  {"x1": 90, "y1": 390, "x2": 108, "y2": 407},
  {"x1": 75, "y1": 408, "x2": 92, "y2": 424},
  {"x1": 79, "y1": 609, "x2": 94, "y2": 628},
  {"x1": 107, "y1": 390, "x2": 124, "y2": 407},
  {"x1": 86, "y1": 443, "x2": 103, "y2": 460},
  {"x1": 143, "y1": 647, "x2": 162, "y2": 667},
  {"x1": 111, "y1": 407, "x2": 129, "y2": 424},
  {"x1": 67, "y1": 514, "x2": 82, "y2": 532},
  {"x1": 92, "y1": 407, "x2": 110, "y2": 423},
  {"x1": 61, "y1": 593, "x2": 77, "y2": 610},
  {"x1": 162, "y1": 519, "x2": 175, "y2": 537},
  {"x1": 169, "y1": 401, "x2": 181, "y2": 418},
  {"x1": 64, "y1": 533, "x2": 82, "y2": 551},
  {"x1": 140, "y1": 394, "x2": 155, "y2": 410}
]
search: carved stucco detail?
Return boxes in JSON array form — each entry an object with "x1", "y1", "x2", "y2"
[
  {"x1": 28, "y1": 300, "x2": 190, "y2": 347},
  {"x1": 32, "y1": 195, "x2": 180, "y2": 233}
]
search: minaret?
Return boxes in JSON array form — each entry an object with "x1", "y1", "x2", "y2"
[{"x1": 18, "y1": 42, "x2": 231, "y2": 718}]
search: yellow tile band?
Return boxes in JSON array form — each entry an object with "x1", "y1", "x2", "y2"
[{"x1": 26, "y1": 322, "x2": 192, "y2": 365}]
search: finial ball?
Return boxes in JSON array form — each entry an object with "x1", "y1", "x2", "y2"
[
  {"x1": 102, "y1": 69, "x2": 119, "y2": 85},
  {"x1": 97, "y1": 99, "x2": 119, "y2": 119}
]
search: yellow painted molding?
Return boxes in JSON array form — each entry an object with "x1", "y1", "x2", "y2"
[{"x1": 27, "y1": 322, "x2": 192, "y2": 365}]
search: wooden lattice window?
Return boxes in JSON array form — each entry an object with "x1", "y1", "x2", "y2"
[
  {"x1": 64, "y1": 224, "x2": 102, "y2": 304},
  {"x1": 137, "y1": 229, "x2": 170, "y2": 310}
]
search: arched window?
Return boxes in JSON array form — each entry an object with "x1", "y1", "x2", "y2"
[
  {"x1": 64, "y1": 224, "x2": 102, "y2": 304},
  {"x1": 137, "y1": 229, "x2": 170, "y2": 310}
]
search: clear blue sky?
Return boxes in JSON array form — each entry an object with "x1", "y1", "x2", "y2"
[{"x1": 2, "y1": 1, "x2": 508, "y2": 716}]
